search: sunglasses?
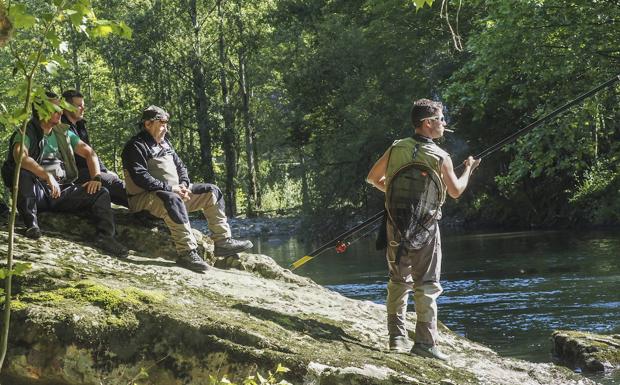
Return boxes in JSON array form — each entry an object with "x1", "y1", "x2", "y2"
[{"x1": 422, "y1": 116, "x2": 446, "y2": 123}]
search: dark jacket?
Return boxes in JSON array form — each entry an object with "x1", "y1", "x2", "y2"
[
  {"x1": 121, "y1": 130, "x2": 190, "y2": 194},
  {"x1": 61, "y1": 114, "x2": 107, "y2": 172}
]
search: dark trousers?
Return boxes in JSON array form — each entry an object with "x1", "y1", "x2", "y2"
[
  {"x1": 15, "y1": 170, "x2": 116, "y2": 236},
  {"x1": 77, "y1": 168, "x2": 128, "y2": 207}
]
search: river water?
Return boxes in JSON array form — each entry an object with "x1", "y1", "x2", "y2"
[{"x1": 248, "y1": 229, "x2": 620, "y2": 384}]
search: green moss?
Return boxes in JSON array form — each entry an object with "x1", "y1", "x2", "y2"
[
  {"x1": 9, "y1": 300, "x2": 27, "y2": 311},
  {"x1": 19, "y1": 281, "x2": 165, "y2": 314},
  {"x1": 21, "y1": 291, "x2": 65, "y2": 303}
]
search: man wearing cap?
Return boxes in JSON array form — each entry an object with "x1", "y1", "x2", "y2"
[
  {"x1": 121, "y1": 105, "x2": 253, "y2": 272},
  {"x1": 61, "y1": 89, "x2": 128, "y2": 207},
  {"x1": 0, "y1": 91, "x2": 128, "y2": 257}
]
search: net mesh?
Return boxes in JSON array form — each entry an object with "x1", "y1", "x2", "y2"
[{"x1": 387, "y1": 162, "x2": 443, "y2": 250}]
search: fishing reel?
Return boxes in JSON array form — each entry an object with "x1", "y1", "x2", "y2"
[{"x1": 335, "y1": 240, "x2": 350, "y2": 253}]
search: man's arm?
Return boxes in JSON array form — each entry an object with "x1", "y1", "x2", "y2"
[
  {"x1": 172, "y1": 150, "x2": 191, "y2": 188},
  {"x1": 441, "y1": 155, "x2": 480, "y2": 199},
  {"x1": 74, "y1": 140, "x2": 102, "y2": 194},
  {"x1": 366, "y1": 149, "x2": 390, "y2": 193},
  {"x1": 12, "y1": 143, "x2": 61, "y2": 198}
]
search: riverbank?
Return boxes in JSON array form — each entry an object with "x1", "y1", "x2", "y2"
[{"x1": 0, "y1": 210, "x2": 596, "y2": 385}]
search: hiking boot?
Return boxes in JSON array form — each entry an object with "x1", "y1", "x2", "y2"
[
  {"x1": 410, "y1": 343, "x2": 449, "y2": 361},
  {"x1": 214, "y1": 238, "x2": 253, "y2": 257},
  {"x1": 95, "y1": 235, "x2": 129, "y2": 258},
  {"x1": 24, "y1": 226, "x2": 42, "y2": 240},
  {"x1": 389, "y1": 336, "x2": 413, "y2": 353},
  {"x1": 177, "y1": 249, "x2": 210, "y2": 272}
]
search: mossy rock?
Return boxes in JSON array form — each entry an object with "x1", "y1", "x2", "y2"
[
  {"x1": 0, "y1": 212, "x2": 598, "y2": 385},
  {"x1": 552, "y1": 330, "x2": 620, "y2": 372}
]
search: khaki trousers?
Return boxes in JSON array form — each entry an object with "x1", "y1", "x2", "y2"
[
  {"x1": 386, "y1": 221, "x2": 443, "y2": 346},
  {"x1": 128, "y1": 183, "x2": 231, "y2": 255}
]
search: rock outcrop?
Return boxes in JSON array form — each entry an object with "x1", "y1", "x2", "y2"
[
  {"x1": 552, "y1": 330, "x2": 620, "y2": 372},
  {"x1": 0, "y1": 211, "x2": 595, "y2": 385}
]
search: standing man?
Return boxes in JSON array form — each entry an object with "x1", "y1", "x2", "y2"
[
  {"x1": 61, "y1": 89, "x2": 128, "y2": 207},
  {"x1": 0, "y1": 91, "x2": 128, "y2": 256},
  {"x1": 366, "y1": 99, "x2": 480, "y2": 360},
  {"x1": 121, "y1": 105, "x2": 253, "y2": 272}
]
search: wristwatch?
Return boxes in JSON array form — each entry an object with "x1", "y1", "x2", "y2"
[{"x1": 92, "y1": 175, "x2": 102, "y2": 182}]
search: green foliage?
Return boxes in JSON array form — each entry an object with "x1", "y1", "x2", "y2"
[
  {"x1": 209, "y1": 364, "x2": 291, "y2": 385},
  {"x1": 0, "y1": 262, "x2": 32, "y2": 279}
]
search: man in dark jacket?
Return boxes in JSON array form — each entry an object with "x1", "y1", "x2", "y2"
[
  {"x1": 121, "y1": 105, "x2": 252, "y2": 272},
  {"x1": 61, "y1": 89, "x2": 128, "y2": 207},
  {"x1": 1, "y1": 91, "x2": 127, "y2": 257}
]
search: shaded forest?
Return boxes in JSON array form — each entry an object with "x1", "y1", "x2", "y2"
[{"x1": 1, "y1": 0, "x2": 619, "y2": 233}]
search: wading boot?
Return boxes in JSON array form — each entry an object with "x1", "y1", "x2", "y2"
[
  {"x1": 25, "y1": 226, "x2": 42, "y2": 240},
  {"x1": 214, "y1": 238, "x2": 253, "y2": 257},
  {"x1": 389, "y1": 336, "x2": 413, "y2": 353},
  {"x1": 410, "y1": 343, "x2": 449, "y2": 361},
  {"x1": 176, "y1": 249, "x2": 210, "y2": 273}
]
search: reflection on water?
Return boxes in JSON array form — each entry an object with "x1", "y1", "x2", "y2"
[{"x1": 250, "y1": 229, "x2": 620, "y2": 384}]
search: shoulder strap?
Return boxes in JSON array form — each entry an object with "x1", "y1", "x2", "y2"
[{"x1": 52, "y1": 125, "x2": 79, "y2": 183}]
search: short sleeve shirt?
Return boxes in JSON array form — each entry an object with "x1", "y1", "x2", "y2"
[{"x1": 14, "y1": 130, "x2": 80, "y2": 161}]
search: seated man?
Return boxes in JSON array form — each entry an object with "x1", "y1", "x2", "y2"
[
  {"x1": 61, "y1": 89, "x2": 128, "y2": 207},
  {"x1": 121, "y1": 105, "x2": 252, "y2": 272},
  {"x1": 0, "y1": 91, "x2": 127, "y2": 257}
]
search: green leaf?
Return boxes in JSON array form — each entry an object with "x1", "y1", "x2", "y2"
[
  {"x1": 45, "y1": 30, "x2": 61, "y2": 49},
  {"x1": 274, "y1": 364, "x2": 289, "y2": 374},
  {"x1": 69, "y1": 11, "x2": 84, "y2": 27},
  {"x1": 51, "y1": 53, "x2": 69, "y2": 67},
  {"x1": 13, "y1": 262, "x2": 32, "y2": 276},
  {"x1": 8, "y1": 4, "x2": 37, "y2": 29},
  {"x1": 0, "y1": 268, "x2": 8, "y2": 279},
  {"x1": 117, "y1": 21, "x2": 133, "y2": 39},
  {"x1": 413, "y1": 0, "x2": 433, "y2": 9},
  {"x1": 91, "y1": 23, "x2": 113, "y2": 37}
]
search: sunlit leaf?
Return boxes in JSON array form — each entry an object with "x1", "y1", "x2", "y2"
[
  {"x1": 44, "y1": 60, "x2": 60, "y2": 75},
  {"x1": 58, "y1": 41, "x2": 69, "y2": 53},
  {"x1": 13, "y1": 262, "x2": 32, "y2": 276},
  {"x1": 274, "y1": 364, "x2": 289, "y2": 374},
  {"x1": 413, "y1": 0, "x2": 433, "y2": 9},
  {"x1": 51, "y1": 53, "x2": 69, "y2": 67},
  {"x1": 118, "y1": 21, "x2": 132, "y2": 39},
  {"x1": 91, "y1": 23, "x2": 113, "y2": 37},
  {"x1": 8, "y1": 4, "x2": 37, "y2": 29},
  {"x1": 0, "y1": 268, "x2": 7, "y2": 279}
]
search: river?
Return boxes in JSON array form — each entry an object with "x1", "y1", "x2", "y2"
[{"x1": 248, "y1": 229, "x2": 620, "y2": 384}]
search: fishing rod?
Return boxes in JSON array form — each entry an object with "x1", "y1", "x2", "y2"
[
  {"x1": 290, "y1": 73, "x2": 620, "y2": 271},
  {"x1": 289, "y1": 210, "x2": 384, "y2": 270}
]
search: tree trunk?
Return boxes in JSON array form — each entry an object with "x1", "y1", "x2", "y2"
[
  {"x1": 235, "y1": 0, "x2": 259, "y2": 216},
  {"x1": 112, "y1": 65, "x2": 124, "y2": 173},
  {"x1": 189, "y1": 0, "x2": 215, "y2": 183},
  {"x1": 218, "y1": 0, "x2": 237, "y2": 217},
  {"x1": 70, "y1": 27, "x2": 81, "y2": 91}
]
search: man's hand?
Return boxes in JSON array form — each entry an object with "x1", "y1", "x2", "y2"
[
  {"x1": 172, "y1": 184, "x2": 190, "y2": 201},
  {"x1": 82, "y1": 180, "x2": 102, "y2": 194},
  {"x1": 463, "y1": 156, "x2": 481, "y2": 173},
  {"x1": 45, "y1": 173, "x2": 61, "y2": 199}
]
